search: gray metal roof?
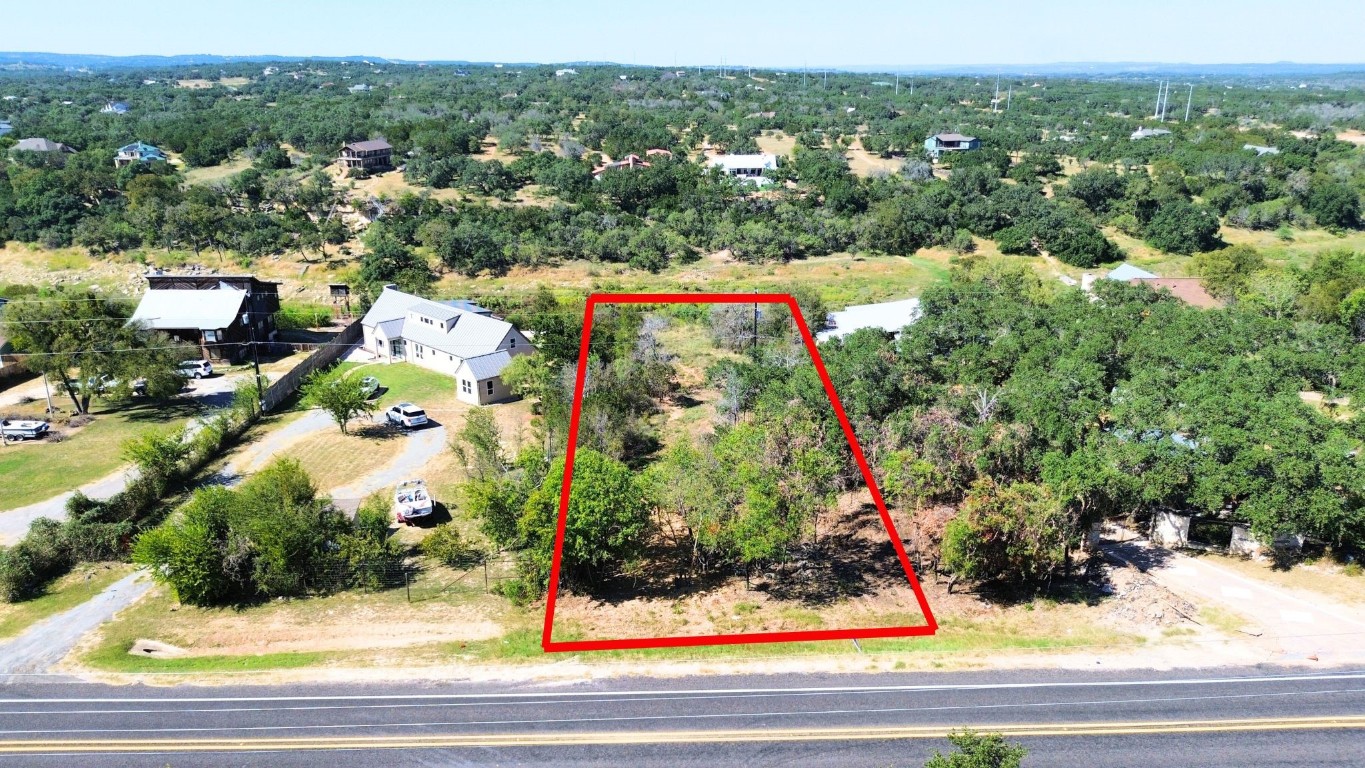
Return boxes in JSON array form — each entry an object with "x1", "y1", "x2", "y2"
[
  {"x1": 375, "y1": 318, "x2": 404, "y2": 338},
  {"x1": 362, "y1": 286, "x2": 517, "y2": 360},
  {"x1": 344, "y1": 138, "x2": 391, "y2": 152},
  {"x1": 457, "y1": 351, "x2": 515, "y2": 381},
  {"x1": 410, "y1": 300, "x2": 459, "y2": 322},
  {"x1": 129, "y1": 288, "x2": 246, "y2": 331}
]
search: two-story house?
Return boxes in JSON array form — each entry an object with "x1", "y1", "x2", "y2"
[{"x1": 360, "y1": 286, "x2": 532, "y2": 405}]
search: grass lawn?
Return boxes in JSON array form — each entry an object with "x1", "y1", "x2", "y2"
[
  {"x1": 284, "y1": 427, "x2": 409, "y2": 494},
  {"x1": 0, "y1": 397, "x2": 205, "y2": 511},
  {"x1": 461, "y1": 600, "x2": 1140, "y2": 664},
  {"x1": 0, "y1": 563, "x2": 134, "y2": 638}
]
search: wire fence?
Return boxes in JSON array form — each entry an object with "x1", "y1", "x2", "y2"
[{"x1": 304, "y1": 554, "x2": 521, "y2": 603}]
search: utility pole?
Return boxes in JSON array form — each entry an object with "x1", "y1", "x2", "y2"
[
  {"x1": 895, "y1": 73, "x2": 898, "y2": 95},
  {"x1": 1005, "y1": 85, "x2": 1012, "y2": 111},
  {"x1": 1184, "y1": 83, "x2": 1193, "y2": 122},
  {"x1": 752, "y1": 292, "x2": 759, "y2": 357},
  {"x1": 993, "y1": 74, "x2": 1001, "y2": 113},
  {"x1": 244, "y1": 311, "x2": 263, "y2": 411}
]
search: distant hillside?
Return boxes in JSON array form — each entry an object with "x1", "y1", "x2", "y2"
[
  {"x1": 0, "y1": 52, "x2": 390, "y2": 70},
  {"x1": 2, "y1": 51, "x2": 1364, "y2": 77}
]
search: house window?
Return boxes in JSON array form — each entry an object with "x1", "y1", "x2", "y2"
[
  {"x1": 486, "y1": 380, "x2": 494, "y2": 396},
  {"x1": 415, "y1": 345, "x2": 424, "y2": 359},
  {"x1": 204, "y1": 330, "x2": 219, "y2": 342},
  {"x1": 509, "y1": 337, "x2": 516, "y2": 349},
  {"x1": 461, "y1": 379, "x2": 472, "y2": 394},
  {"x1": 448, "y1": 354, "x2": 454, "y2": 362}
]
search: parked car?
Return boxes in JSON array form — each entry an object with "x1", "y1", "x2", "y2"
[
  {"x1": 131, "y1": 377, "x2": 148, "y2": 396},
  {"x1": 178, "y1": 360, "x2": 213, "y2": 379},
  {"x1": 393, "y1": 479, "x2": 433, "y2": 524},
  {"x1": 71, "y1": 375, "x2": 117, "y2": 396},
  {"x1": 359, "y1": 376, "x2": 380, "y2": 398},
  {"x1": 1, "y1": 418, "x2": 50, "y2": 441},
  {"x1": 385, "y1": 402, "x2": 428, "y2": 429}
]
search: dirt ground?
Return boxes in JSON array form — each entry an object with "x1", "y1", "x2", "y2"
[
  {"x1": 549, "y1": 489, "x2": 929, "y2": 643},
  {"x1": 1334, "y1": 129, "x2": 1365, "y2": 146}
]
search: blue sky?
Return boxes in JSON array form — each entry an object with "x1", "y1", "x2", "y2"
[{"x1": 8, "y1": 0, "x2": 1363, "y2": 66}]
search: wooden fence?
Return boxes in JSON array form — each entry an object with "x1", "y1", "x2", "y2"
[{"x1": 260, "y1": 319, "x2": 363, "y2": 412}]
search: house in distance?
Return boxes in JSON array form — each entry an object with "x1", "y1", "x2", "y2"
[
  {"x1": 129, "y1": 274, "x2": 281, "y2": 363},
  {"x1": 707, "y1": 153, "x2": 779, "y2": 186},
  {"x1": 924, "y1": 133, "x2": 980, "y2": 159},
  {"x1": 114, "y1": 141, "x2": 167, "y2": 167},
  {"x1": 9, "y1": 138, "x2": 77, "y2": 163},
  {"x1": 360, "y1": 286, "x2": 532, "y2": 405},
  {"x1": 338, "y1": 138, "x2": 393, "y2": 173}
]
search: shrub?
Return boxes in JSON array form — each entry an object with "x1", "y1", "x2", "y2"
[
  {"x1": 421, "y1": 524, "x2": 482, "y2": 568},
  {"x1": 276, "y1": 303, "x2": 334, "y2": 330}
]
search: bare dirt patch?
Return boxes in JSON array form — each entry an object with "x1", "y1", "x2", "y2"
[
  {"x1": 844, "y1": 139, "x2": 903, "y2": 178},
  {"x1": 1334, "y1": 129, "x2": 1365, "y2": 146}
]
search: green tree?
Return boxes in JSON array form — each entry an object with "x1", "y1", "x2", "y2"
[
  {"x1": 940, "y1": 479, "x2": 1072, "y2": 590},
  {"x1": 1142, "y1": 199, "x2": 1222, "y2": 254},
  {"x1": 0, "y1": 290, "x2": 191, "y2": 414},
  {"x1": 301, "y1": 367, "x2": 376, "y2": 434},
  {"x1": 121, "y1": 427, "x2": 190, "y2": 483},
  {"x1": 518, "y1": 449, "x2": 650, "y2": 589},
  {"x1": 1191, "y1": 244, "x2": 1265, "y2": 302},
  {"x1": 1307, "y1": 179, "x2": 1361, "y2": 229},
  {"x1": 359, "y1": 226, "x2": 432, "y2": 294},
  {"x1": 924, "y1": 731, "x2": 1028, "y2": 768}
]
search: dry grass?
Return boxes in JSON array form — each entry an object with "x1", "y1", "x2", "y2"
[
  {"x1": 436, "y1": 251, "x2": 953, "y2": 310},
  {"x1": 1197, "y1": 554, "x2": 1365, "y2": 606},
  {"x1": 183, "y1": 154, "x2": 251, "y2": 186},
  {"x1": 81, "y1": 577, "x2": 510, "y2": 665},
  {"x1": 844, "y1": 138, "x2": 903, "y2": 178},
  {"x1": 283, "y1": 428, "x2": 409, "y2": 495},
  {"x1": 755, "y1": 131, "x2": 796, "y2": 157}
]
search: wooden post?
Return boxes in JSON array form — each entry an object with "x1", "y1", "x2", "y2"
[{"x1": 405, "y1": 571, "x2": 410, "y2": 603}]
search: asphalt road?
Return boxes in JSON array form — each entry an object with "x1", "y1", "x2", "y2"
[{"x1": 0, "y1": 666, "x2": 1362, "y2": 766}]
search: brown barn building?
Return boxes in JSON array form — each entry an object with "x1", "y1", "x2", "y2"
[
  {"x1": 338, "y1": 138, "x2": 393, "y2": 173},
  {"x1": 129, "y1": 275, "x2": 280, "y2": 363}
]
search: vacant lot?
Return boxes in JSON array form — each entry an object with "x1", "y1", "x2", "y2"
[{"x1": 76, "y1": 559, "x2": 513, "y2": 672}]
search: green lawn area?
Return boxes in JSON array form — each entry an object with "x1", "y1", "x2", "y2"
[
  {"x1": 0, "y1": 397, "x2": 205, "y2": 511},
  {"x1": 0, "y1": 563, "x2": 134, "y2": 638}
]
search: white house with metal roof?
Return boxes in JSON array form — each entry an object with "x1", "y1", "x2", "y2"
[{"x1": 360, "y1": 286, "x2": 531, "y2": 405}]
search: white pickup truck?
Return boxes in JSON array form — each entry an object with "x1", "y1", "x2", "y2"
[{"x1": 0, "y1": 418, "x2": 50, "y2": 441}]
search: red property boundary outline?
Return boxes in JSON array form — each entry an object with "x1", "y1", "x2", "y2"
[{"x1": 542, "y1": 293, "x2": 939, "y2": 652}]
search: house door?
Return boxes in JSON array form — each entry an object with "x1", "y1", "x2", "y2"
[{"x1": 389, "y1": 339, "x2": 405, "y2": 361}]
